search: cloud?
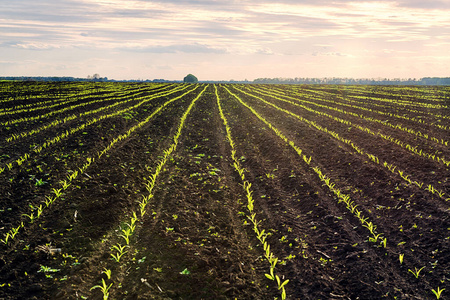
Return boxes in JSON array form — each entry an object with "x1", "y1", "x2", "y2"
[
  {"x1": 0, "y1": 41, "x2": 57, "y2": 50},
  {"x1": 312, "y1": 51, "x2": 349, "y2": 57},
  {"x1": 118, "y1": 43, "x2": 227, "y2": 54},
  {"x1": 395, "y1": 0, "x2": 450, "y2": 9},
  {"x1": 255, "y1": 48, "x2": 274, "y2": 55},
  {"x1": 1, "y1": 0, "x2": 449, "y2": 79}
]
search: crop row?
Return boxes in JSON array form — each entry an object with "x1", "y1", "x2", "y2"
[
  {"x1": 0, "y1": 85, "x2": 190, "y2": 175},
  {"x1": 0, "y1": 85, "x2": 200, "y2": 247},
  {"x1": 0, "y1": 82, "x2": 146, "y2": 116},
  {"x1": 294, "y1": 85, "x2": 450, "y2": 122},
  {"x1": 275, "y1": 85, "x2": 449, "y2": 131},
  {"x1": 233, "y1": 86, "x2": 449, "y2": 201},
  {"x1": 246, "y1": 86, "x2": 450, "y2": 168},
  {"x1": 90, "y1": 85, "x2": 208, "y2": 299},
  {"x1": 216, "y1": 85, "x2": 289, "y2": 299},
  {"x1": 223, "y1": 84, "x2": 447, "y2": 298}
]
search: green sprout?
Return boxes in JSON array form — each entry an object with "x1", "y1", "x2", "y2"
[
  {"x1": 110, "y1": 244, "x2": 128, "y2": 262},
  {"x1": 35, "y1": 178, "x2": 47, "y2": 186},
  {"x1": 432, "y1": 287, "x2": 445, "y2": 299},
  {"x1": 408, "y1": 266, "x2": 425, "y2": 278},
  {"x1": 91, "y1": 278, "x2": 112, "y2": 300}
]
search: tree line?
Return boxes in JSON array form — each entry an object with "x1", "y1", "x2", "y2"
[
  {"x1": 1, "y1": 76, "x2": 449, "y2": 85},
  {"x1": 252, "y1": 77, "x2": 450, "y2": 85}
]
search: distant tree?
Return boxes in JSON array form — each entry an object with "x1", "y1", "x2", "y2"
[{"x1": 183, "y1": 74, "x2": 198, "y2": 83}]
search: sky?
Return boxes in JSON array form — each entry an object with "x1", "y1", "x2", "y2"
[{"x1": 1, "y1": 0, "x2": 449, "y2": 81}]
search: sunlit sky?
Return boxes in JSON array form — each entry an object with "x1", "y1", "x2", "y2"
[{"x1": 1, "y1": 0, "x2": 449, "y2": 80}]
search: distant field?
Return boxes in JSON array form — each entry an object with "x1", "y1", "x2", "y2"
[{"x1": 0, "y1": 82, "x2": 449, "y2": 299}]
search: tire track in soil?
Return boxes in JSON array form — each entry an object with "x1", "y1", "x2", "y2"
[{"x1": 227, "y1": 86, "x2": 449, "y2": 299}]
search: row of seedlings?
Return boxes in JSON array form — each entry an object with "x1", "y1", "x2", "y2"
[
  {"x1": 286, "y1": 84, "x2": 450, "y2": 137},
  {"x1": 89, "y1": 85, "x2": 208, "y2": 299},
  {"x1": 225, "y1": 85, "x2": 447, "y2": 299},
  {"x1": 251, "y1": 85, "x2": 450, "y2": 154},
  {"x1": 2, "y1": 83, "x2": 173, "y2": 143},
  {"x1": 0, "y1": 84, "x2": 190, "y2": 175},
  {"x1": 236, "y1": 86, "x2": 449, "y2": 202},
  {"x1": 0, "y1": 85, "x2": 201, "y2": 248},
  {"x1": 216, "y1": 85, "x2": 289, "y2": 299}
]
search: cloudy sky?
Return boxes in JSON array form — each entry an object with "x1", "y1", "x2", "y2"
[{"x1": 1, "y1": 0, "x2": 449, "y2": 80}]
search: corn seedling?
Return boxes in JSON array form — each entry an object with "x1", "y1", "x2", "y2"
[
  {"x1": 1, "y1": 233, "x2": 10, "y2": 245},
  {"x1": 91, "y1": 278, "x2": 112, "y2": 300},
  {"x1": 139, "y1": 202, "x2": 146, "y2": 217},
  {"x1": 44, "y1": 195, "x2": 54, "y2": 207},
  {"x1": 102, "y1": 268, "x2": 112, "y2": 280},
  {"x1": 22, "y1": 213, "x2": 35, "y2": 223},
  {"x1": 36, "y1": 205, "x2": 44, "y2": 218},
  {"x1": 276, "y1": 275, "x2": 289, "y2": 300},
  {"x1": 60, "y1": 180, "x2": 71, "y2": 190},
  {"x1": 408, "y1": 266, "x2": 425, "y2": 278},
  {"x1": 432, "y1": 287, "x2": 445, "y2": 299},
  {"x1": 52, "y1": 188, "x2": 63, "y2": 198},
  {"x1": 369, "y1": 233, "x2": 383, "y2": 243},
  {"x1": 110, "y1": 244, "x2": 128, "y2": 262},
  {"x1": 120, "y1": 227, "x2": 132, "y2": 245},
  {"x1": 10, "y1": 224, "x2": 22, "y2": 239},
  {"x1": 399, "y1": 253, "x2": 404, "y2": 264}
]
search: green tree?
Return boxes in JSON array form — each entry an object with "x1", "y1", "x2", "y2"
[{"x1": 183, "y1": 74, "x2": 198, "y2": 83}]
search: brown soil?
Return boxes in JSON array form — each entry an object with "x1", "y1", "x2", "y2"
[{"x1": 0, "y1": 83, "x2": 449, "y2": 300}]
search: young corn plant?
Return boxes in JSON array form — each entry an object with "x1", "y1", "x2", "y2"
[
  {"x1": 22, "y1": 212, "x2": 35, "y2": 223},
  {"x1": 431, "y1": 287, "x2": 445, "y2": 299},
  {"x1": 408, "y1": 266, "x2": 425, "y2": 278},
  {"x1": 91, "y1": 278, "x2": 113, "y2": 300},
  {"x1": 110, "y1": 244, "x2": 128, "y2": 262},
  {"x1": 120, "y1": 227, "x2": 132, "y2": 245},
  {"x1": 36, "y1": 205, "x2": 44, "y2": 218},
  {"x1": 0, "y1": 233, "x2": 10, "y2": 245}
]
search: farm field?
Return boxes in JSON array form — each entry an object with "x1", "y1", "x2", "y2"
[{"x1": 0, "y1": 81, "x2": 449, "y2": 299}]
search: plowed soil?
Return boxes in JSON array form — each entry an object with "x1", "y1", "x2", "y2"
[{"x1": 0, "y1": 82, "x2": 449, "y2": 299}]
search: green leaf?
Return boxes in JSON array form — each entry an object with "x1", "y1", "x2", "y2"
[
  {"x1": 280, "y1": 279, "x2": 289, "y2": 289},
  {"x1": 179, "y1": 268, "x2": 190, "y2": 275},
  {"x1": 265, "y1": 273, "x2": 274, "y2": 280}
]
